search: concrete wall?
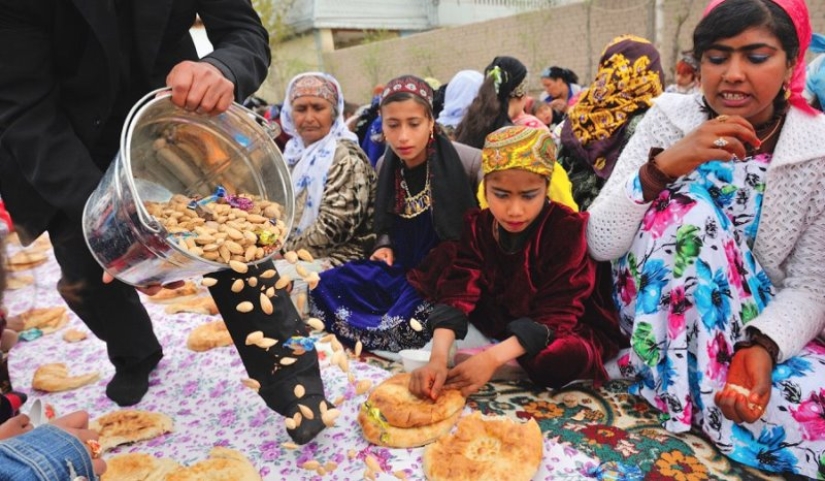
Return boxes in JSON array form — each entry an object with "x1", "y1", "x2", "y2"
[{"x1": 263, "y1": 0, "x2": 825, "y2": 105}]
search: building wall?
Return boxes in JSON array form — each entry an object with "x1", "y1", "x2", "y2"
[{"x1": 312, "y1": 0, "x2": 825, "y2": 105}]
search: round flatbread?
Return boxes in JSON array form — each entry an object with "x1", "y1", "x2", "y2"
[
  {"x1": 101, "y1": 453, "x2": 181, "y2": 481},
  {"x1": 6, "y1": 274, "x2": 34, "y2": 290},
  {"x1": 32, "y1": 363, "x2": 100, "y2": 392},
  {"x1": 358, "y1": 402, "x2": 462, "y2": 448},
  {"x1": 166, "y1": 296, "x2": 218, "y2": 315},
  {"x1": 366, "y1": 373, "x2": 465, "y2": 428},
  {"x1": 186, "y1": 320, "x2": 232, "y2": 352},
  {"x1": 423, "y1": 412, "x2": 544, "y2": 481},
  {"x1": 165, "y1": 447, "x2": 261, "y2": 481},
  {"x1": 90, "y1": 410, "x2": 174, "y2": 451}
]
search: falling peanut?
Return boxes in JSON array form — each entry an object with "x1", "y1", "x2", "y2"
[
  {"x1": 236, "y1": 301, "x2": 254, "y2": 313},
  {"x1": 229, "y1": 260, "x2": 248, "y2": 274},
  {"x1": 298, "y1": 403, "x2": 314, "y2": 420},
  {"x1": 245, "y1": 331, "x2": 264, "y2": 345},
  {"x1": 409, "y1": 318, "x2": 423, "y2": 332},
  {"x1": 201, "y1": 277, "x2": 218, "y2": 287},
  {"x1": 260, "y1": 293, "x2": 273, "y2": 315},
  {"x1": 297, "y1": 248, "x2": 314, "y2": 262},
  {"x1": 294, "y1": 384, "x2": 305, "y2": 398},
  {"x1": 241, "y1": 378, "x2": 261, "y2": 392}
]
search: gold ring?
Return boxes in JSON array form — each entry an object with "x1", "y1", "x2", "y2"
[
  {"x1": 716, "y1": 114, "x2": 730, "y2": 123},
  {"x1": 85, "y1": 439, "x2": 102, "y2": 459}
]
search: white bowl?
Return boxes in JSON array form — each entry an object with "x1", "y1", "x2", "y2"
[{"x1": 399, "y1": 349, "x2": 431, "y2": 372}]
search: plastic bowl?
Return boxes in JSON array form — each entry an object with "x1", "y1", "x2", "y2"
[{"x1": 399, "y1": 349, "x2": 431, "y2": 372}]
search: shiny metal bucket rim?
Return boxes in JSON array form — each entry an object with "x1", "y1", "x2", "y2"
[{"x1": 114, "y1": 88, "x2": 291, "y2": 274}]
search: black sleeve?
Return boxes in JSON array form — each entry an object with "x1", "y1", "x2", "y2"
[
  {"x1": 505, "y1": 317, "x2": 554, "y2": 359},
  {"x1": 428, "y1": 303, "x2": 469, "y2": 340}
]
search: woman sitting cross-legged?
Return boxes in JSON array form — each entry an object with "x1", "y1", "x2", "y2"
[{"x1": 586, "y1": 0, "x2": 825, "y2": 477}]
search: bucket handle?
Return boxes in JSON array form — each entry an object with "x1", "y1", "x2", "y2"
[{"x1": 120, "y1": 88, "x2": 173, "y2": 234}]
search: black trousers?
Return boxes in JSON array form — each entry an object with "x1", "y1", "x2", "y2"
[{"x1": 48, "y1": 212, "x2": 162, "y2": 372}]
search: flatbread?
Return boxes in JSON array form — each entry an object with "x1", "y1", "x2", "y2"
[
  {"x1": 422, "y1": 412, "x2": 544, "y2": 481},
  {"x1": 12, "y1": 307, "x2": 69, "y2": 333},
  {"x1": 32, "y1": 363, "x2": 100, "y2": 392},
  {"x1": 101, "y1": 453, "x2": 181, "y2": 481},
  {"x1": 165, "y1": 447, "x2": 261, "y2": 481},
  {"x1": 366, "y1": 373, "x2": 465, "y2": 428},
  {"x1": 358, "y1": 402, "x2": 462, "y2": 448},
  {"x1": 62, "y1": 329, "x2": 88, "y2": 343},
  {"x1": 148, "y1": 281, "x2": 201, "y2": 303},
  {"x1": 6, "y1": 274, "x2": 34, "y2": 290},
  {"x1": 5, "y1": 250, "x2": 48, "y2": 270},
  {"x1": 186, "y1": 320, "x2": 232, "y2": 352},
  {"x1": 90, "y1": 410, "x2": 174, "y2": 451},
  {"x1": 165, "y1": 296, "x2": 218, "y2": 315}
]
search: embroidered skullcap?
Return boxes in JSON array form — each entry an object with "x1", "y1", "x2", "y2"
[
  {"x1": 482, "y1": 126, "x2": 555, "y2": 179},
  {"x1": 288, "y1": 75, "x2": 339, "y2": 105},
  {"x1": 381, "y1": 75, "x2": 434, "y2": 107}
]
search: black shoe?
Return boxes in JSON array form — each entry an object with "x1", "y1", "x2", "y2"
[{"x1": 106, "y1": 351, "x2": 162, "y2": 406}]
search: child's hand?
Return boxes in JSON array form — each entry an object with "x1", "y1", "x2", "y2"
[
  {"x1": 0, "y1": 414, "x2": 32, "y2": 440},
  {"x1": 409, "y1": 362, "x2": 448, "y2": 400},
  {"x1": 51, "y1": 411, "x2": 107, "y2": 476},
  {"x1": 370, "y1": 247, "x2": 394, "y2": 266},
  {"x1": 444, "y1": 350, "x2": 499, "y2": 397}
]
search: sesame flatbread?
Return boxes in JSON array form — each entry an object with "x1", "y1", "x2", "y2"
[
  {"x1": 5, "y1": 250, "x2": 48, "y2": 271},
  {"x1": 423, "y1": 412, "x2": 544, "y2": 481},
  {"x1": 101, "y1": 453, "x2": 181, "y2": 481},
  {"x1": 90, "y1": 410, "x2": 174, "y2": 451},
  {"x1": 148, "y1": 281, "x2": 201, "y2": 303},
  {"x1": 186, "y1": 320, "x2": 232, "y2": 352},
  {"x1": 165, "y1": 447, "x2": 261, "y2": 481},
  {"x1": 165, "y1": 296, "x2": 218, "y2": 315},
  {"x1": 358, "y1": 401, "x2": 462, "y2": 448},
  {"x1": 366, "y1": 373, "x2": 465, "y2": 428},
  {"x1": 32, "y1": 363, "x2": 100, "y2": 392},
  {"x1": 6, "y1": 274, "x2": 34, "y2": 290}
]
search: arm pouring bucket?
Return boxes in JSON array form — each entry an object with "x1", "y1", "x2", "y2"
[{"x1": 82, "y1": 89, "x2": 294, "y2": 287}]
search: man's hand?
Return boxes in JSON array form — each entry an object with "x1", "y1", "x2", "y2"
[
  {"x1": 443, "y1": 350, "x2": 499, "y2": 397},
  {"x1": 714, "y1": 346, "x2": 772, "y2": 424},
  {"x1": 166, "y1": 61, "x2": 234, "y2": 115}
]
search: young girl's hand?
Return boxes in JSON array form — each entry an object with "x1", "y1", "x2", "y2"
[
  {"x1": 444, "y1": 350, "x2": 499, "y2": 397},
  {"x1": 409, "y1": 362, "x2": 448, "y2": 400},
  {"x1": 369, "y1": 247, "x2": 394, "y2": 266}
]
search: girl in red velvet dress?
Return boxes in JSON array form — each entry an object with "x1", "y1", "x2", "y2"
[{"x1": 408, "y1": 126, "x2": 625, "y2": 399}]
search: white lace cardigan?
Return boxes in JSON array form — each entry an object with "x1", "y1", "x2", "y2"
[{"x1": 586, "y1": 93, "x2": 825, "y2": 363}]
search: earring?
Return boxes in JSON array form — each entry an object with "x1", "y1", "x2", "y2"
[
  {"x1": 429, "y1": 128, "x2": 435, "y2": 141},
  {"x1": 784, "y1": 85, "x2": 792, "y2": 100}
]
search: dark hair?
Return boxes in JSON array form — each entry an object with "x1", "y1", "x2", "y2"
[
  {"x1": 693, "y1": 0, "x2": 797, "y2": 115},
  {"x1": 541, "y1": 66, "x2": 579, "y2": 85},
  {"x1": 380, "y1": 91, "x2": 434, "y2": 119},
  {"x1": 454, "y1": 76, "x2": 503, "y2": 149}
]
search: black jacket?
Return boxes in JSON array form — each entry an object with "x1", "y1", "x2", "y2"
[{"x1": 0, "y1": 0, "x2": 270, "y2": 243}]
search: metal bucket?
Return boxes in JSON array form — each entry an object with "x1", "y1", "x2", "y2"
[{"x1": 82, "y1": 89, "x2": 294, "y2": 287}]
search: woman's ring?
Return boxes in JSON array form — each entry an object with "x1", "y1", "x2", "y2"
[
  {"x1": 716, "y1": 114, "x2": 730, "y2": 123},
  {"x1": 85, "y1": 439, "x2": 102, "y2": 459},
  {"x1": 713, "y1": 137, "x2": 729, "y2": 148}
]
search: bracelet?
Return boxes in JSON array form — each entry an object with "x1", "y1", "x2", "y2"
[{"x1": 734, "y1": 330, "x2": 779, "y2": 366}]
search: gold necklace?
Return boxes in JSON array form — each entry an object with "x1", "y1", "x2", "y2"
[
  {"x1": 399, "y1": 162, "x2": 431, "y2": 219},
  {"x1": 751, "y1": 116, "x2": 784, "y2": 154}
]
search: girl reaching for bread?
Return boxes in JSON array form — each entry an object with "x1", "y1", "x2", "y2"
[{"x1": 408, "y1": 126, "x2": 625, "y2": 399}]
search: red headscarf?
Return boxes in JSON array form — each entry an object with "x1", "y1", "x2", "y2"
[{"x1": 703, "y1": 0, "x2": 816, "y2": 115}]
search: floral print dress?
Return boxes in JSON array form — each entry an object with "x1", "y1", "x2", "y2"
[{"x1": 612, "y1": 154, "x2": 825, "y2": 479}]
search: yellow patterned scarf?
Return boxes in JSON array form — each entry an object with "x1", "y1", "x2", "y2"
[
  {"x1": 562, "y1": 35, "x2": 664, "y2": 178},
  {"x1": 482, "y1": 126, "x2": 555, "y2": 179}
]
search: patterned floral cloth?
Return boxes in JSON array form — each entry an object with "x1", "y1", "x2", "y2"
[{"x1": 612, "y1": 154, "x2": 825, "y2": 479}]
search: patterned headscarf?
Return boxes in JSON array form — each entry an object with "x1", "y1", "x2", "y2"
[
  {"x1": 437, "y1": 70, "x2": 484, "y2": 128},
  {"x1": 561, "y1": 35, "x2": 664, "y2": 179},
  {"x1": 482, "y1": 126, "x2": 556, "y2": 179},
  {"x1": 703, "y1": 0, "x2": 816, "y2": 116},
  {"x1": 485, "y1": 56, "x2": 528, "y2": 101},
  {"x1": 381, "y1": 75, "x2": 434, "y2": 106},
  {"x1": 280, "y1": 72, "x2": 358, "y2": 234}
]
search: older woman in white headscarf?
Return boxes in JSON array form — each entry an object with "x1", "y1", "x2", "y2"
[
  {"x1": 436, "y1": 70, "x2": 484, "y2": 139},
  {"x1": 278, "y1": 73, "x2": 376, "y2": 313}
]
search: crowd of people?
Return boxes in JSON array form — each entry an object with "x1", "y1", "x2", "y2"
[{"x1": 1, "y1": 0, "x2": 824, "y2": 479}]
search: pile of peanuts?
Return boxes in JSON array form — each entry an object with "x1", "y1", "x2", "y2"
[{"x1": 144, "y1": 193, "x2": 286, "y2": 265}]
